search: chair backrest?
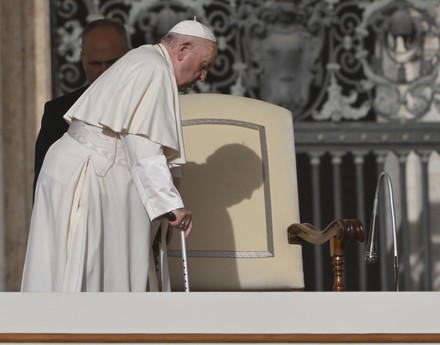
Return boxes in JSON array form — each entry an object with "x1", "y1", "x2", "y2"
[{"x1": 168, "y1": 93, "x2": 303, "y2": 291}]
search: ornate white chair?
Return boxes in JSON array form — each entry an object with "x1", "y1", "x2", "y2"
[{"x1": 168, "y1": 94, "x2": 364, "y2": 291}]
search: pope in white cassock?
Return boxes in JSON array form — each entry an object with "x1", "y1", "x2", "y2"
[{"x1": 21, "y1": 20, "x2": 218, "y2": 292}]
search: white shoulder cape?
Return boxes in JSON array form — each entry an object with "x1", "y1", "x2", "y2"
[{"x1": 64, "y1": 44, "x2": 186, "y2": 165}]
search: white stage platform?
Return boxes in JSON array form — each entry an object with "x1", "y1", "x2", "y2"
[{"x1": 0, "y1": 292, "x2": 439, "y2": 343}]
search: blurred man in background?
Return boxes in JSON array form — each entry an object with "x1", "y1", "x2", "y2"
[{"x1": 33, "y1": 18, "x2": 130, "y2": 197}]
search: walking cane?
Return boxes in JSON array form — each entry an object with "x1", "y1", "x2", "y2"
[{"x1": 167, "y1": 212, "x2": 190, "y2": 292}]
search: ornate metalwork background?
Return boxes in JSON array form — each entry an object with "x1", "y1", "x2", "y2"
[
  {"x1": 51, "y1": 0, "x2": 440, "y2": 122},
  {"x1": 50, "y1": 0, "x2": 440, "y2": 291}
]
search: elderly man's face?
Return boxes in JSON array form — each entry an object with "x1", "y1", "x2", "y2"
[
  {"x1": 175, "y1": 40, "x2": 217, "y2": 92},
  {"x1": 81, "y1": 26, "x2": 129, "y2": 84}
]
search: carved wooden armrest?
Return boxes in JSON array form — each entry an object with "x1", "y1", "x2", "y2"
[{"x1": 287, "y1": 219, "x2": 365, "y2": 291}]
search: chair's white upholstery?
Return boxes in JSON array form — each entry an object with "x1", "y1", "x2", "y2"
[{"x1": 168, "y1": 93, "x2": 303, "y2": 291}]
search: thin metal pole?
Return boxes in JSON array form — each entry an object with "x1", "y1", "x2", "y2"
[
  {"x1": 332, "y1": 152, "x2": 344, "y2": 219},
  {"x1": 332, "y1": 152, "x2": 345, "y2": 287},
  {"x1": 166, "y1": 211, "x2": 190, "y2": 292},
  {"x1": 353, "y1": 151, "x2": 367, "y2": 291},
  {"x1": 374, "y1": 151, "x2": 388, "y2": 291},
  {"x1": 397, "y1": 150, "x2": 410, "y2": 291},
  {"x1": 419, "y1": 151, "x2": 432, "y2": 291},
  {"x1": 180, "y1": 231, "x2": 190, "y2": 292},
  {"x1": 310, "y1": 152, "x2": 324, "y2": 291}
]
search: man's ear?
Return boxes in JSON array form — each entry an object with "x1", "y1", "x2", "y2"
[{"x1": 178, "y1": 43, "x2": 191, "y2": 61}]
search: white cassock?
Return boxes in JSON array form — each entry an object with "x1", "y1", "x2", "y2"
[{"x1": 22, "y1": 44, "x2": 186, "y2": 292}]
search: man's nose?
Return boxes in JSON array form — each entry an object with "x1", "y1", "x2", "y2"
[
  {"x1": 103, "y1": 62, "x2": 114, "y2": 71},
  {"x1": 94, "y1": 65, "x2": 106, "y2": 77}
]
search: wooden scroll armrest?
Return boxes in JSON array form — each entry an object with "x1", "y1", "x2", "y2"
[{"x1": 287, "y1": 219, "x2": 365, "y2": 291}]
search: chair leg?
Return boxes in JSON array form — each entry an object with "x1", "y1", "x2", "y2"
[{"x1": 331, "y1": 237, "x2": 345, "y2": 291}]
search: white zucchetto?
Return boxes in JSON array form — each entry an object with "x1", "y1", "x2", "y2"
[{"x1": 168, "y1": 20, "x2": 216, "y2": 43}]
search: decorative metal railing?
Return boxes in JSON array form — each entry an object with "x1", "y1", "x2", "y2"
[{"x1": 295, "y1": 121, "x2": 440, "y2": 291}]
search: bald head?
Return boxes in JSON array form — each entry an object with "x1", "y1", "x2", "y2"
[{"x1": 81, "y1": 18, "x2": 130, "y2": 84}]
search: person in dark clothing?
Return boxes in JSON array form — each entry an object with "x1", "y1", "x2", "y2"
[{"x1": 33, "y1": 18, "x2": 130, "y2": 197}]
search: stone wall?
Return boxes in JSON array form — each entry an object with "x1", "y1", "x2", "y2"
[{"x1": 0, "y1": 0, "x2": 51, "y2": 291}]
